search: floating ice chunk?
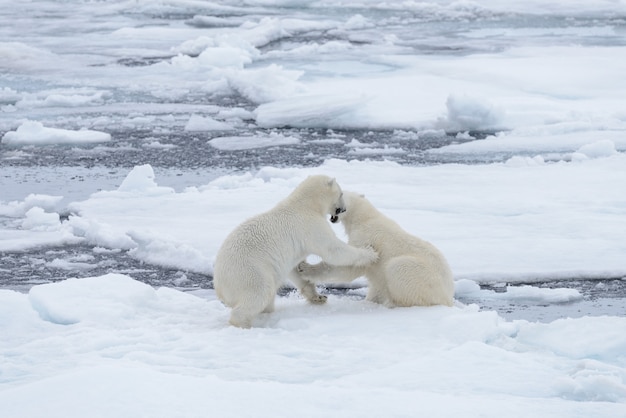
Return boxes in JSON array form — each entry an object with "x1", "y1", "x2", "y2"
[
  {"x1": 47, "y1": 257, "x2": 97, "y2": 271},
  {"x1": 142, "y1": 141, "x2": 177, "y2": 150},
  {"x1": 0, "y1": 86, "x2": 21, "y2": 105},
  {"x1": 454, "y1": 278, "x2": 482, "y2": 295},
  {"x1": 184, "y1": 114, "x2": 234, "y2": 131},
  {"x1": 128, "y1": 231, "x2": 212, "y2": 274},
  {"x1": 343, "y1": 14, "x2": 374, "y2": 30},
  {"x1": 197, "y1": 46, "x2": 254, "y2": 69},
  {"x1": 505, "y1": 155, "x2": 545, "y2": 167},
  {"x1": 208, "y1": 132, "x2": 299, "y2": 150},
  {"x1": 174, "y1": 36, "x2": 216, "y2": 56},
  {"x1": 16, "y1": 90, "x2": 108, "y2": 108},
  {"x1": 438, "y1": 94, "x2": 504, "y2": 132},
  {"x1": 308, "y1": 138, "x2": 344, "y2": 145},
  {"x1": 116, "y1": 164, "x2": 174, "y2": 196},
  {"x1": 348, "y1": 145, "x2": 406, "y2": 155},
  {"x1": 505, "y1": 285, "x2": 582, "y2": 303},
  {"x1": 21, "y1": 207, "x2": 62, "y2": 231},
  {"x1": 0, "y1": 194, "x2": 63, "y2": 216},
  {"x1": 455, "y1": 131, "x2": 475, "y2": 140},
  {"x1": 118, "y1": 164, "x2": 157, "y2": 192},
  {"x1": 66, "y1": 216, "x2": 137, "y2": 250},
  {"x1": 227, "y1": 64, "x2": 304, "y2": 103},
  {"x1": 575, "y1": 139, "x2": 617, "y2": 158},
  {"x1": 344, "y1": 139, "x2": 374, "y2": 148},
  {"x1": 255, "y1": 94, "x2": 366, "y2": 128},
  {"x1": 185, "y1": 15, "x2": 240, "y2": 28},
  {"x1": 571, "y1": 152, "x2": 589, "y2": 162},
  {"x1": 0, "y1": 42, "x2": 62, "y2": 71},
  {"x1": 454, "y1": 279, "x2": 582, "y2": 304},
  {"x1": 217, "y1": 107, "x2": 255, "y2": 120},
  {"x1": 2, "y1": 121, "x2": 110, "y2": 146}
]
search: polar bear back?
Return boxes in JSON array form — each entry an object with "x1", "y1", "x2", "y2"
[
  {"x1": 216, "y1": 208, "x2": 306, "y2": 277},
  {"x1": 341, "y1": 192, "x2": 454, "y2": 307},
  {"x1": 353, "y1": 214, "x2": 453, "y2": 283}
]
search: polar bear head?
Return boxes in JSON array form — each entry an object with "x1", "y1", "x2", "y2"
[
  {"x1": 295, "y1": 175, "x2": 346, "y2": 218},
  {"x1": 329, "y1": 191, "x2": 367, "y2": 224},
  {"x1": 324, "y1": 176, "x2": 346, "y2": 219}
]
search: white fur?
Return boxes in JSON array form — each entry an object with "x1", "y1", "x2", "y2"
[
  {"x1": 213, "y1": 176, "x2": 378, "y2": 328},
  {"x1": 298, "y1": 191, "x2": 454, "y2": 307}
]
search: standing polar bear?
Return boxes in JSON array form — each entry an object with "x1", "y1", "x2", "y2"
[
  {"x1": 213, "y1": 175, "x2": 378, "y2": 328},
  {"x1": 297, "y1": 191, "x2": 454, "y2": 307}
]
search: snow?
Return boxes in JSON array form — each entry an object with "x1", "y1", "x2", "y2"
[
  {"x1": 1, "y1": 0, "x2": 626, "y2": 416},
  {"x1": 38, "y1": 157, "x2": 619, "y2": 280},
  {"x1": 1, "y1": 273, "x2": 625, "y2": 416},
  {"x1": 2, "y1": 159, "x2": 624, "y2": 415}
]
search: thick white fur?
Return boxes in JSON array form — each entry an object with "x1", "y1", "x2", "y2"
[
  {"x1": 213, "y1": 176, "x2": 378, "y2": 328},
  {"x1": 298, "y1": 191, "x2": 454, "y2": 307}
]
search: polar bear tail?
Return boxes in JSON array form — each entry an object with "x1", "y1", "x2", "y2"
[{"x1": 384, "y1": 255, "x2": 455, "y2": 307}]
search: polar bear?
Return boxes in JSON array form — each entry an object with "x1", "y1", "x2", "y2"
[
  {"x1": 297, "y1": 191, "x2": 454, "y2": 307},
  {"x1": 213, "y1": 176, "x2": 378, "y2": 328}
]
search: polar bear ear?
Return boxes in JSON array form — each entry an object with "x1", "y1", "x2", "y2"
[
  {"x1": 327, "y1": 177, "x2": 336, "y2": 187},
  {"x1": 359, "y1": 193, "x2": 365, "y2": 198}
]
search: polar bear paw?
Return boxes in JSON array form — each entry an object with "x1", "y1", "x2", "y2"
[
  {"x1": 297, "y1": 261, "x2": 329, "y2": 276},
  {"x1": 308, "y1": 293, "x2": 328, "y2": 304}
]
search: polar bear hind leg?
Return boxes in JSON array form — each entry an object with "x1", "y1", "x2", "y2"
[
  {"x1": 384, "y1": 255, "x2": 454, "y2": 307},
  {"x1": 224, "y1": 273, "x2": 277, "y2": 328},
  {"x1": 229, "y1": 293, "x2": 273, "y2": 328}
]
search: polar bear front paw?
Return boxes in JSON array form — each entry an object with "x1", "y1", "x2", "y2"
[
  {"x1": 308, "y1": 293, "x2": 328, "y2": 304},
  {"x1": 297, "y1": 261, "x2": 313, "y2": 273},
  {"x1": 297, "y1": 261, "x2": 328, "y2": 276}
]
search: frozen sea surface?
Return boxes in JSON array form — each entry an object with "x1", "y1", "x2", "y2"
[
  {"x1": 2, "y1": 1, "x2": 626, "y2": 416},
  {"x1": 2, "y1": 241, "x2": 625, "y2": 323},
  {"x1": 2, "y1": 0, "x2": 626, "y2": 318}
]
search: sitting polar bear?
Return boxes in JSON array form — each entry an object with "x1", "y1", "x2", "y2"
[
  {"x1": 297, "y1": 191, "x2": 454, "y2": 307},
  {"x1": 213, "y1": 176, "x2": 378, "y2": 328}
]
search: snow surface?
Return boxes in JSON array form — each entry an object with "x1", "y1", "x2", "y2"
[
  {"x1": 1, "y1": 273, "x2": 625, "y2": 417},
  {"x1": 1, "y1": 0, "x2": 626, "y2": 416},
  {"x1": 4, "y1": 159, "x2": 621, "y2": 280},
  {"x1": 2, "y1": 159, "x2": 626, "y2": 415}
]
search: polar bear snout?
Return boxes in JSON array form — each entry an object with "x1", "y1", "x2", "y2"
[{"x1": 330, "y1": 206, "x2": 345, "y2": 223}]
